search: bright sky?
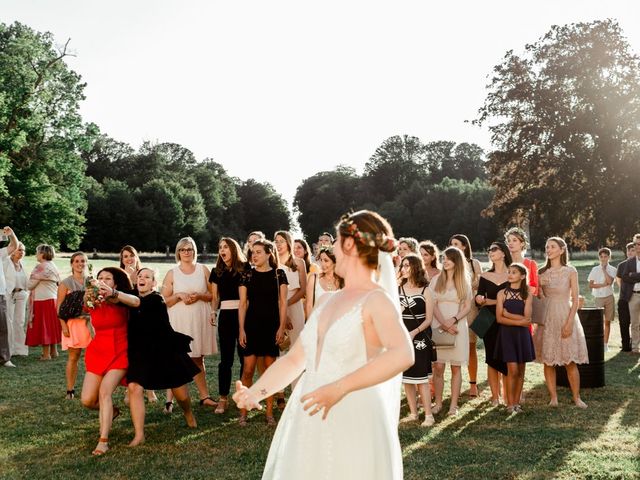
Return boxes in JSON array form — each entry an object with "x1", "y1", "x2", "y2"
[{"x1": 4, "y1": 1, "x2": 640, "y2": 208}]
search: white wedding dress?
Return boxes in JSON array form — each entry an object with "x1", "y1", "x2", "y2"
[{"x1": 262, "y1": 290, "x2": 403, "y2": 480}]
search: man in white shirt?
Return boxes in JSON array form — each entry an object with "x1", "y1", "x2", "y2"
[
  {"x1": 588, "y1": 248, "x2": 617, "y2": 351},
  {"x1": 0, "y1": 226, "x2": 20, "y2": 367}
]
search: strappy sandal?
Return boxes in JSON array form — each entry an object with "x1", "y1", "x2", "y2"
[
  {"x1": 163, "y1": 401, "x2": 174, "y2": 414},
  {"x1": 214, "y1": 398, "x2": 228, "y2": 414},
  {"x1": 199, "y1": 396, "x2": 217, "y2": 408},
  {"x1": 65, "y1": 389, "x2": 75, "y2": 400},
  {"x1": 238, "y1": 415, "x2": 248, "y2": 427},
  {"x1": 92, "y1": 438, "x2": 109, "y2": 456},
  {"x1": 266, "y1": 415, "x2": 277, "y2": 426}
]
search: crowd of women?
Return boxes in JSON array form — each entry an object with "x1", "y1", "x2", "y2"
[{"x1": 0, "y1": 217, "x2": 595, "y2": 461}]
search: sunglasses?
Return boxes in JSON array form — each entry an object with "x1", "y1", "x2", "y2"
[{"x1": 487, "y1": 246, "x2": 500, "y2": 253}]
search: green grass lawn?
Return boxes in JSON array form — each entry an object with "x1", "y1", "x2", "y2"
[{"x1": 1, "y1": 254, "x2": 638, "y2": 479}]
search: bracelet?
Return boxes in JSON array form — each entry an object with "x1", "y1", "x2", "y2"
[
  {"x1": 109, "y1": 289, "x2": 119, "y2": 300},
  {"x1": 453, "y1": 316, "x2": 458, "y2": 322}
]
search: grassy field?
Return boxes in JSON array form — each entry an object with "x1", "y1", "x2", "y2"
[{"x1": 1, "y1": 254, "x2": 638, "y2": 479}]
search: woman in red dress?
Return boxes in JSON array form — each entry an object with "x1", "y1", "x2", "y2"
[{"x1": 80, "y1": 267, "x2": 140, "y2": 456}]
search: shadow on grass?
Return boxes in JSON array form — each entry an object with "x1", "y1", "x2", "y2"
[{"x1": 400, "y1": 349, "x2": 640, "y2": 480}]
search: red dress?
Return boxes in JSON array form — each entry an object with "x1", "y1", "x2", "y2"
[{"x1": 85, "y1": 303, "x2": 128, "y2": 376}]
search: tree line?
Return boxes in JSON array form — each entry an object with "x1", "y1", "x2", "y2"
[{"x1": 1, "y1": 19, "x2": 639, "y2": 252}]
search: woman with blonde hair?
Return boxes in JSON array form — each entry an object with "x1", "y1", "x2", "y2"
[
  {"x1": 429, "y1": 247, "x2": 472, "y2": 416},
  {"x1": 162, "y1": 237, "x2": 216, "y2": 412},
  {"x1": 25, "y1": 244, "x2": 61, "y2": 360}
]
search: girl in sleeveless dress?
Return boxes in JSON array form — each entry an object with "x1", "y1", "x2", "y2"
[
  {"x1": 57, "y1": 252, "x2": 92, "y2": 400},
  {"x1": 209, "y1": 237, "x2": 247, "y2": 414},
  {"x1": 238, "y1": 240, "x2": 289, "y2": 426},
  {"x1": 234, "y1": 210, "x2": 413, "y2": 480},
  {"x1": 162, "y1": 237, "x2": 216, "y2": 412},
  {"x1": 305, "y1": 246, "x2": 343, "y2": 317},
  {"x1": 399, "y1": 254, "x2": 435, "y2": 427},
  {"x1": 533, "y1": 237, "x2": 588, "y2": 408},
  {"x1": 80, "y1": 267, "x2": 140, "y2": 456},
  {"x1": 496, "y1": 263, "x2": 535, "y2": 413}
]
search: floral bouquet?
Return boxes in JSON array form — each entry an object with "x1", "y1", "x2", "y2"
[{"x1": 84, "y1": 264, "x2": 104, "y2": 310}]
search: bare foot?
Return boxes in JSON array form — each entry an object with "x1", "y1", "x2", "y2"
[
  {"x1": 548, "y1": 398, "x2": 558, "y2": 407},
  {"x1": 128, "y1": 436, "x2": 145, "y2": 447},
  {"x1": 469, "y1": 383, "x2": 478, "y2": 397},
  {"x1": 574, "y1": 399, "x2": 587, "y2": 409},
  {"x1": 184, "y1": 411, "x2": 197, "y2": 428}
]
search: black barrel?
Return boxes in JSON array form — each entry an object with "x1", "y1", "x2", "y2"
[{"x1": 556, "y1": 307, "x2": 605, "y2": 388}]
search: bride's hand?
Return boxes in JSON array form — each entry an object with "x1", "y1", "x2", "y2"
[
  {"x1": 232, "y1": 380, "x2": 262, "y2": 411},
  {"x1": 300, "y1": 381, "x2": 347, "y2": 420}
]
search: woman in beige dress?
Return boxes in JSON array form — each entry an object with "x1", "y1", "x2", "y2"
[{"x1": 533, "y1": 237, "x2": 588, "y2": 408}]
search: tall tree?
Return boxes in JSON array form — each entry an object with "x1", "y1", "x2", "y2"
[
  {"x1": 476, "y1": 19, "x2": 640, "y2": 247},
  {"x1": 362, "y1": 135, "x2": 428, "y2": 203},
  {"x1": 0, "y1": 22, "x2": 90, "y2": 249},
  {"x1": 293, "y1": 166, "x2": 361, "y2": 241},
  {"x1": 231, "y1": 179, "x2": 291, "y2": 239}
]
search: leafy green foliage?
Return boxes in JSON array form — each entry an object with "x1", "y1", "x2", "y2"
[{"x1": 476, "y1": 19, "x2": 640, "y2": 248}]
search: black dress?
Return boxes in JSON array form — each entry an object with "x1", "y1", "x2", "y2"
[
  {"x1": 127, "y1": 292, "x2": 200, "y2": 389},
  {"x1": 399, "y1": 286, "x2": 434, "y2": 383},
  {"x1": 240, "y1": 268, "x2": 288, "y2": 358},
  {"x1": 476, "y1": 277, "x2": 509, "y2": 375}
]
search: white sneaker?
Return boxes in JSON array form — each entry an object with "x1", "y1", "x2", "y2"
[
  {"x1": 604, "y1": 344, "x2": 609, "y2": 352},
  {"x1": 3, "y1": 360, "x2": 16, "y2": 367}
]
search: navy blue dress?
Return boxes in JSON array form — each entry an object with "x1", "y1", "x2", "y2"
[{"x1": 496, "y1": 288, "x2": 536, "y2": 363}]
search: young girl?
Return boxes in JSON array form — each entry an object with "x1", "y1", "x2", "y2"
[
  {"x1": 496, "y1": 263, "x2": 536, "y2": 413},
  {"x1": 25, "y1": 244, "x2": 61, "y2": 360}
]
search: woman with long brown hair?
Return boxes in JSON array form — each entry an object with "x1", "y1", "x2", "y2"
[
  {"x1": 429, "y1": 247, "x2": 472, "y2": 416},
  {"x1": 209, "y1": 237, "x2": 247, "y2": 414},
  {"x1": 419, "y1": 240, "x2": 441, "y2": 284},
  {"x1": 305, "y1": 246, "x2": 343, "y2": 317},
  {"x1": 399, "y1": 253, "x2": 435, "y2": 426},
  {"x1": 238, "y1": 239, "x2": 289, "y2": 426},
  {"x1": 533, "y1": 237, "x2": 588, "y2": 408},
  {"x1": 57, "y1": 252, "x2": 92, "y2": 399}
]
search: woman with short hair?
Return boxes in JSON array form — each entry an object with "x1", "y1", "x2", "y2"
[
  {"x1": 25, "y1": 244, "x2": 61, "y2": 360},
  {"x1": 162, "y1": 237, "x2": 216, "y2": 411}
]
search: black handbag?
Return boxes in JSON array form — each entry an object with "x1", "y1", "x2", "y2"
[
  {"x1": 469, "y1": 307, "x2": 496, "y2": 338},
  {"x1": 58, "y1": 290, "x2": 85, "y2": 321}
]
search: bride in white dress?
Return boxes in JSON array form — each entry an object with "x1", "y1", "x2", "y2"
[{"x1": 234, "y1": 210, "x2": 414, "y2": 480}]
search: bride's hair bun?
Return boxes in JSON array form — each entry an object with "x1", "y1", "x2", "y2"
[{"x1": 337, "y1": 210, "x2": 396, "y2": 268}]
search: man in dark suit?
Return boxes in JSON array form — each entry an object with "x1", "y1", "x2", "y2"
[
  {"x1": 616, "y1": 242, "x2": 635, "y2": 351},
  {"x1": 617, "y1": 235, "x2": 640, "y2": 354}
]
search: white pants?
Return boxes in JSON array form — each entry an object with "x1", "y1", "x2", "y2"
[{"x1": 6, "y1": 291, "x2": 29, "y2": 356}]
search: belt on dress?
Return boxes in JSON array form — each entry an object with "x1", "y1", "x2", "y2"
[{"x1": 220, "y1": 299, "x2": 240, "y2": 310}]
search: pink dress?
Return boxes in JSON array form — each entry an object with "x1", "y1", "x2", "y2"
[{"x1": 533, "y1": 265, "x2": 588, "y2": 366}]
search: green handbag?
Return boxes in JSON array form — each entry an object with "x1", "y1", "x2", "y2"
[{"x1": 469, "y1": 307, "x2": 495, "y2": 339}]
